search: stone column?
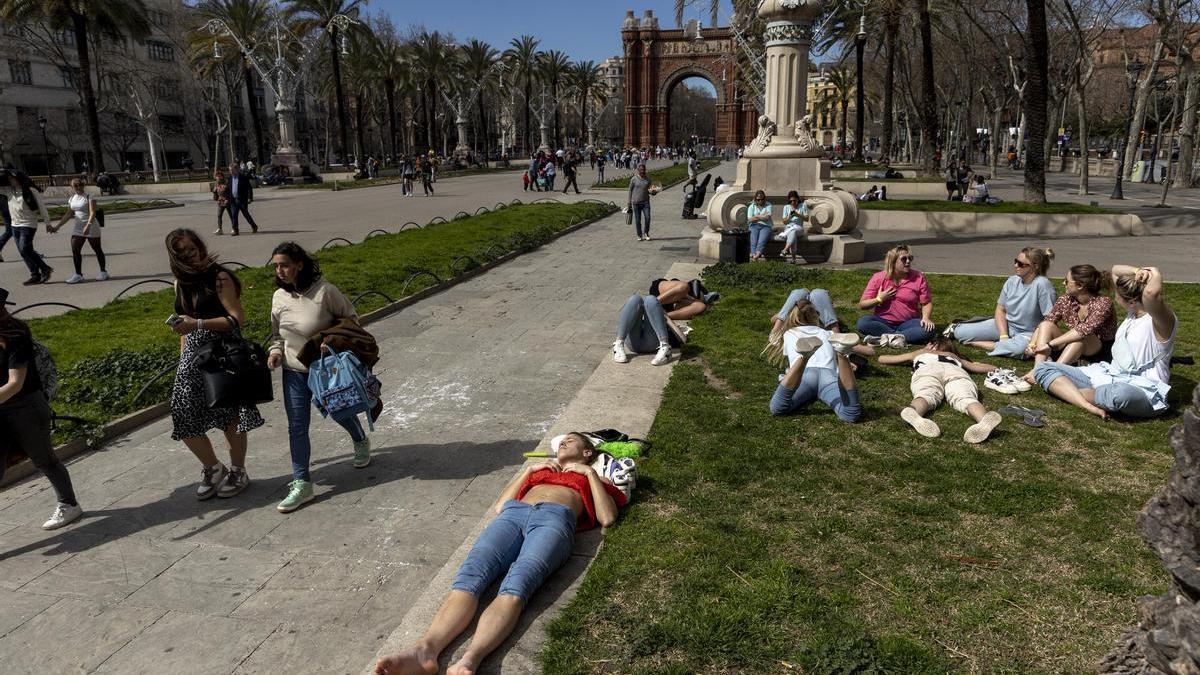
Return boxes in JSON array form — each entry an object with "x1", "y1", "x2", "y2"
[
  {"x1": 744, "y1": 0, "x2": 822, "y2": 158},
  {"x1": 454, "y1": 113, "x2": 470, "y2": 163},
  {"x1": 275, "y1": 100, "x2": 298, "y2": 153}
]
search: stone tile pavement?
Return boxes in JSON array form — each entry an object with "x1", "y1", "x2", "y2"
[{"x1": 0, "y1": 170, "x2": 712, "y2": 674}]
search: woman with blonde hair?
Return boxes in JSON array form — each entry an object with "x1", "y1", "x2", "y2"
[
  {"x1": 949, "y1": 247, "x2": 1056, "y2": 357},
  {"x1": 1032, "y1": 264, "x2": 1176, "y2": 419},
  {"x1": 764, "y1": 299, "x2": 862, "y2": 422},
  {"x1": 856, "y1": 244, "x2": 935, "y2": 345}
]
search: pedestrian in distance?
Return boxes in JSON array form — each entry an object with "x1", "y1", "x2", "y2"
[
  {"x1": 596, "y1": 152, "x2": 606, "y2": 184},
  {"x1": 628, "y1": 163, "x2": 656, "y2": 241},
  {"x1": 165, "y1": 228, "x2": 264, "y2": 500},
  {"x1": 267, "y1": 242, "x2": 372, "y2": 513},
  {"x1": 225, "y1": 162, "x2": 259, "y2": 236},
  {"x1": 0, "y1": 287, "x2": 83, "y2": 529},
  {"x1": 418, "y1": 156, "x2": 434, "y2": 196},
  {"x1": 212, "y1": 168, "x2": 232, "y2": 235},
  {"x1": 0, "y1": 168, "x2": 54, "y2": 285},
  {"x1": 562, "y1": 154, "x2": 581, "y2": 194},
  {"x1": 401, "y1": 156, "x2": 415, "y2": 197},
  {"x1": 50, "y1": 178, "x2": 108, "y2": 283}
]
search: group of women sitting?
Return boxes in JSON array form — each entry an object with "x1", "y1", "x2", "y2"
[{"x1": 764, "y1": 243, "x2": 1179, "y2": 436}]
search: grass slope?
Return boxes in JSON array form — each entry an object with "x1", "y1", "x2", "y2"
[
  {"x1": 27, "y1": 201, "x2": 614, "y2": 443},
  {"x1": 860, "y1": 199, "x2": 1116, "y2": 214},
  {"x1": 594, "y1": 158, "x2": 722, "y2": 190},
  {"x1": 542, "y1": 262, "x2": 1198, "y2": 673}
]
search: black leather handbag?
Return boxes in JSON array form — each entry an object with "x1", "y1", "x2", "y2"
[{"x1": 192, "y1": 323, "x2": 273, "y2": 408}]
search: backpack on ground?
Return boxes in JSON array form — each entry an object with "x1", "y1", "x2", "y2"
[
  {"x1": 307, "y1": 348, "x2": 378, "y2": 432},
  {"x1": 31, "y1": 340, "x2": 58, "y2": 401}
]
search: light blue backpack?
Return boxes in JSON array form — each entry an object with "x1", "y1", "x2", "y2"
[{"x1": 307, "y1": 348, "x2": 378, "y2": 431}]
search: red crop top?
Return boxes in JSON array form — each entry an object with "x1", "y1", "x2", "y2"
[{"x1": 515, "y1": 469, "x2": 629, "y2": 531}]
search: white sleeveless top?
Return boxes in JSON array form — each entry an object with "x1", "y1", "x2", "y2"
[{"x1": 1110, "y1": 311, "x2": 1175, "y2": 384}]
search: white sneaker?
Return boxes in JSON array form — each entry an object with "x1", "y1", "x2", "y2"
[
  {"x1": 863, "y1": 335, "x2": 884, "y2": 347},
  {"x1": 217, "y1": 465, "x2": 251, "y2": 498},
  {"x1": 826, "y1": 333, "x2": 860, "y2": 356},
  {"x1": 612, "y1": 339, "x2": 629, "y2": 363},
  {"x1": 883, "y1": 333, "x2": 908, "y2": 349},
  {"x1": 42, "y1": 503, "x2": 83, "y2": 530},
  {"x1": 790, "y1": 336, "x2": 823, "y2": 359},
  {"x1": 196, "y1": 462, "x2": 227, "y2": 500},
  {"x1": 985, "y1": 369, "x2": 1021, "y2": 395},
  {"x1": 900, "y1": 406, "x2": 941, "y2": 438},
  {"x1": 1004, "y1": 368, "x2": 1032, "y2": 391},
  {"x1": 942, "y1": 323, "x2": 959, "y2": 338},
  {"x1": 95, "y1": 270, "x2": 109, "y2": 281},
  {"x1": 964, "y1": 411, "x2": 1002, "y2": 444},
  {"x1": 65, "y1": 273, "x2": 84, "y2": 284},
  {"x1": 213, "y1": 229, "x2": 224, "y2": 235},
  {"x1": 644, "y1": 234, "x2": 652, "y2": 241},
  {"x1": 651, "y1": 343, "x2": 672, "y2": 366}
]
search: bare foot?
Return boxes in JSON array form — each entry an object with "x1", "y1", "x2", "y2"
[
  {"x1": 1020, "y1": 371, "x2": 1036, "y2": 384},
  {"x1": 447, "y1": 657, "x2": 479, "y2": 675},
  {"x1": 1085, "y1": 404, "x2": 1110, "y2": 421},
  {"x1": 374, "y1": 646, "x2": 437, "y2": 675}
]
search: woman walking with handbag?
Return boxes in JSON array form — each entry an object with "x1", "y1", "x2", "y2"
[
  {"x1": 211, "y1": 168, "x2": 232, "y2": 234},
  {"x1": 51, "y1": 178, "x2": 108, "y2": 283},
  {"x1": 166, "y1": 228, "x2": 264, "y2": 500},
  {"x1": 266, "y1": 242, "x2": 371, "y2": 513}
]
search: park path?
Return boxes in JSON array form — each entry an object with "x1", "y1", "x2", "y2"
[{"x1": 0, "y1": 166, "x2": 713, "y2": 674}]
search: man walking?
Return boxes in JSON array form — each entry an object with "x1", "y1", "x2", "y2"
[
  {"x1": 596, "y1": 152, "x2": 606, "y2": 184},
  {"x1": 226, "y1": 162, "x2": 259, "y2": 236},
  {"x1": 562, "y1": 153, "x2": 581, "y2": 194}
]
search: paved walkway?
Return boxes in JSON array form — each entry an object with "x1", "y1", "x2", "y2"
[{"x1": 0, "y1": 169, "x2": 707, "y2": 674}]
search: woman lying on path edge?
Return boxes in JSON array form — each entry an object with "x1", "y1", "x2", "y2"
[{"x1": 373, "y1": 432, "x2": 627, "y2": 675}]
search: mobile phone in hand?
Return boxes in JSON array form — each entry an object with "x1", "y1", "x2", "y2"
[{"x1": 165, "y1": 314, "x2": 182, "y2": 327}]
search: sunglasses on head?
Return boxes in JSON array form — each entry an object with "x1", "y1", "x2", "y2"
[{"x1": 1014, "y1": 258, "x2": 1031, "y2": 268}]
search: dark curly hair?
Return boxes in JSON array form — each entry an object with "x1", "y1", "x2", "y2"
[{"x1": 271, "y1": 241, "x2": 322, "y2": 292}]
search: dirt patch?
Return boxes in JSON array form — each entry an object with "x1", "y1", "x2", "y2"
[{"x1": 681, "y1": 356, "x2": 742, "y2": 399}]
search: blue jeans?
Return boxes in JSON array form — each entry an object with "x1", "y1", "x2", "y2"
[
  {"x1": 778, "y1": 288, "x2": 838, "y2": 328},
  {"x1": 283, "y1": 368, "x2": 364, "y2": 481},
  {"x1": 13, "y1": 226, "x2": 50, "y2": 277},
  {"x1": 452, "y1": 500, "x2": 576, "y2": 601},
  {"x1": 1032, "y1": 362, "x2": 1163, "y2": 418},
  {"x1": 617, "y1": 294, "x2": 669, "y2": 353},
  {"x1": 856, "y1": 315, "x2": 935, "y2": 344},
  {"x1": 748, "y1": 223, "x2": 772, "y2": 255},
  {"x1": 632, "y1": 202, "x2": 651, "y2": 237},
  {"x1": 769, "y1": 366, "x2": 862, "y2": 422}
]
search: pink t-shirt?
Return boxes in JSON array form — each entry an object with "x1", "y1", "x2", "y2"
[{"x1": 860, "y1": 270, "x2": 931, "y2": 324}]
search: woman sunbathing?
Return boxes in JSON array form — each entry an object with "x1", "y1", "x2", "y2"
[
  {"x1": 373, "y1": 432, "x2": 626, "y2": 675},
  {"x1": 764, "y1": 298, "x2": 863, "y2": 422},
  {"x1": 649, "y1": 277, "x2": 718, "y2": 320}
]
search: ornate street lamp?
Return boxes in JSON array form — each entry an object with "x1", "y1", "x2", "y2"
[
  {"x1": 37, "y1": 116, "x2": 53, "y2": 185},
  {"x1": 204, "y1": 10, "x2": 360, "y2": 178},
  {"x1": 852, "y1": 9, "x2": 867, "y2": 162},
  {"x1": 1111, "y1": 60, "x2": 1145, "y2": 200}
]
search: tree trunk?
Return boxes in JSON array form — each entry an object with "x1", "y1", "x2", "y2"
[
  {"x1": 1076, "y1": 91, "x2": 1090, "y2": 194},
  {"x1": 917, "y1": 0, "x2": 939, "y2": 176},
  {"x1": 1023, "y1": 0, "x2": 1049, "y2": 203},
  {"x1": 242, "y1": 67, "x2": 266, "y2": 163},
  {"x1": 386, "y1": 82, "x2": 397, "y2": 161},
  {"x1": 70, "y1": 12, "x2": 105, "y2": 174},
  {"x1": 880, "y1": 13, "x2": 898, "y2": 162},
  {"x1": 329, "y1": 28, "x2": 351, "y2": 164},
  {"x1": 353, "y1": 94, "x2": 366, "y2": 160},
  {"x1": 1159, "y1": 53, "x2": 1185, "y2": 205},
  {"x1": 145, "y1": 127, "x2": 161, "y2": 182},
  {"x1": 1174, "y1": 54, "x2": 1197, "y2": 187},
  {"x1": 1124, "y1": 38, "x2": 1165, "y2": 179},
  {"x1": 524, "y1": 77, "x2": 533, "y2": 153},
  {"x1": 424, "y1": 81, "x2": 436, "y2": 151}
]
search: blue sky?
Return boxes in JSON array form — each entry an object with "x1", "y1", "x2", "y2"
[{"x1": 370, "y1": 1, "x2": 706, "y2": 64}]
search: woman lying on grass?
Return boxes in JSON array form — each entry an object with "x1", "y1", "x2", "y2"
[
  {"x1": 879, "y1": 336, "x2": 1004, "y2": 443},
  {"x1": 764, "y1": 298, "x2": 863, "y2": 422},
  {"x1": 1032, "y1": 265, "x2": 1176, "y2": 420},
  {"x1": 373, "y1": 432, "x2": 627, "y2": 675}
]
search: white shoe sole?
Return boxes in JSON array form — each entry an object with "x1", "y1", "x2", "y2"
[
  {"x1": 984, "y1": 380, "x2": 1020, "y2": 395},
  {"x1": 827, "y1": 333, "x2": 860, "y2": 355},
  {"x1": 901, "y1": 407, "x2": 941, "y2": 438},
  {"x1": 791, "y1": 336, "x2": 823, "y2": 359},
  {"x1": 964, "y1": 411, "x2": 1002, "y2": 444},
  {"x1": 276, "y1": 493, "x2": 315, "y2": 513}
]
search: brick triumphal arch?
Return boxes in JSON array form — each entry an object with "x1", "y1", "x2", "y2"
[{"x1": 621, "y1": 9, "x2": 757, "y2": 149}]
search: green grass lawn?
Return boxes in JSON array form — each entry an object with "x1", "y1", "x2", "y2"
[
  {"x1": 833, "y1": 173, "x2": 948, "y2": 183},
  {"x1": 26, "y1": 201, "x2": 614, "y2": 443},
  {"x1": 594, "y1": 158, "x2": 722, "y2": 190},
  {"x1": 46, "y1": 199, "x2": 181, "y2": 219},
  {"x1": 542, "y1": 262, "x2": 1198, "y2": 673},
  {"x1": 860, "y1": 199, "x2": 1117, "y2": 214}
]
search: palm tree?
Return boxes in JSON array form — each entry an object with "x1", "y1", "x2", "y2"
[
  {"x1": 409, "y1": 31, "x2": 455, "y2": 152},
  {"x1": 570, "y1": 60, "x2": 605, "y2": 147},
  {"x1": 286, "y1": 0, "x2": 364, "y2": 164},
  {"x1": 2, "y1": 0, "x2": 151, "y2": 173},
  {"x1": 462, "y1": 39, "x2": 499, "y2": 156},
  {"x1": 504, "y1": 35, "x2": 540, "y2": 154},
  {"x1": 537, "y1": 50, "x2": 570, "y2": 147},
  {"x1": 366, "y1": 27, "x2": 404, "y2": 161},
  {"x1": 193, "y1": 0, "x2": 272, "y2": 165},
  {"x1": 813, "y1": 67, "x2": 854, "y2": 158}
]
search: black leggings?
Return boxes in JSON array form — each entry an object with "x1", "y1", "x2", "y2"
[
  {"x1": 0, "y1": 393, "x2": 77, "y2": 506},
  {"x1": 422, "y1": 174, "x2": 434, "y2": 195},
  {"x1": 71, "y1": 235, "x2": 106, "y2": 275}
]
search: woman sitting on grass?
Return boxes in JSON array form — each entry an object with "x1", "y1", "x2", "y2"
[
  {"x1": 1021, "y1": 263, "x2": 1117, "y2": 382},
  {"x1": 373, "y1": 432, "x2": 626, "y2": 675},
  {"x1": 764, "y1": 299, "x2": 863, "y2": 422},
  {"x1": 878, "y1": 336, "x2": 1004, "y2": 443},
  {"x1": 949, "y1": 246, "x2": 1056, "y2": 356},
  {"x1": 1032, "y1": 265, "x2": 1176, "y2": 420},
  {"x1": 856, "y1": 244, "x2": 936, "y2": 346}
]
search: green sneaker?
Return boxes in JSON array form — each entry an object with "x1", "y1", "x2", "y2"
[
  {"x1": 353, "y1": 437, "x2": 371, "y2": 468},
  {"x1": 276, "y1": 480, "x2": 314, "y2": 513}
]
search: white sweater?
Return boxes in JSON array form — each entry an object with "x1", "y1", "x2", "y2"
[
  {"x1": 0, "y1": 186, "x2": 51, "y2": 229},
  {"x1": 269, "y1": 279, "x2": 358, "y2": 372}
]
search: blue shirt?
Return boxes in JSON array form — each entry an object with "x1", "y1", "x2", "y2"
[
  {"x1": 997, "y1": 275, "x2": 1056, "y2": 334},
  {"x1": 747, "y1": 202, "x2": 773, "y2": 227}
]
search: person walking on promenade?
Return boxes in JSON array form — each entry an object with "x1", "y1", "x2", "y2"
[
  {"x1": 0, "y1": 168, "x2": 54, "y2": 285},
  {"x1": 212, "y1": 168, "x2": 232, "y2": 234},
  {"x1": 543, "y1": 156, "x2": 557, "y2": 192},
  {"x1": 267, "y1": 242, "x2": 372, "y2": 513},
  {"x1": 628, "y1": 163, "x2": 654, "y2": 241},
  {"x1": 595, "y1": 152, "x2": 606, "y2": 184},
  {"x1": 561, "y1": 153, "x2": 581, "y2": 194},
  {"x1": 417, "y1": 156, "x2": 435, "y2": 196},
  {"x1": 165, "y1": 228, "x2": 264, "y2": 500},
  {"x1": 0, "y1": 288, "x2": 83, "y2": 529},
  {"x1": 51, "y1": 178, "x2": 108, "y2": 283},
  {"x1": 401, "y1": 156, "x2": 415, "y2": 197},
  {"x1": 225, "y1": 162, "x2": 258, "y2": 236}
]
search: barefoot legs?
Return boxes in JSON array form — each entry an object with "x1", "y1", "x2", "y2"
[{"x1": 374, "y1": 590, "x2": 478, "y2": 675}]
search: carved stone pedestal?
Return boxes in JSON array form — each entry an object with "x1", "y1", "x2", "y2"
[{"x1": 270, "y1": 150, "x2": 318, "y2": 181}]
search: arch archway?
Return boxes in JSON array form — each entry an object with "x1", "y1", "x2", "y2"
[{"x1": 663, "y1": 75, "x2": 718, "y2": 147}]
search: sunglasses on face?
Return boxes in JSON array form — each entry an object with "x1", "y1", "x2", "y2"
[
  {"x1": 900, "y1": 256, "x2": 913, "y2": 264},
  {"x1": 1014, "y1": 258, "x2": 1031, "y2": 268}
]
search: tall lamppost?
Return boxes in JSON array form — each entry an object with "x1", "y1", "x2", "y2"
[
  {"x1": 204, "y1": 11, "x2": 359, "y2": 178},
  {"x1": 1111, "y1": 60, "x2": 1145, "y2": 200},
  {"x1": 852, "y1": 9, "x2": 867, "y2": 163},
  {"x1": 37, "y1": 116, "x2": 53, "y2": 185}
]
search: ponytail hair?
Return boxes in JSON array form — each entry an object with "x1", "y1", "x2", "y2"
[
  {"x1": 1021, "y1": 246, "x2": 1054, "y2": 276},
  {"x1": 1114, "y1": 271, "x2": 1146, "y2": 304},
  {"x1": 1068, "y1": 264, "x2": 1110, "y2": 296}
]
